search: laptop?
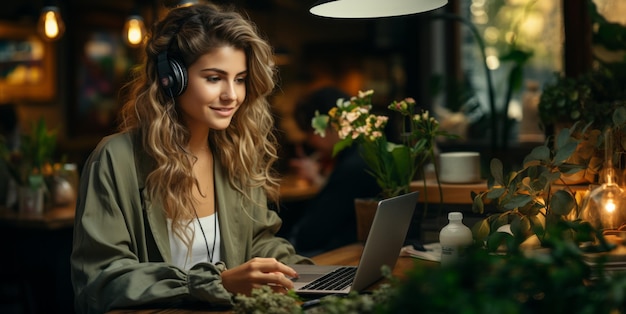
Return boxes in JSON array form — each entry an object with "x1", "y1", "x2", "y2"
[{"x1": 290, "y1": 191, "x2": 419, "y2": 295}]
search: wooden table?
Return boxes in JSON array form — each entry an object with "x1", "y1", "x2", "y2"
[
  {"x1": 106, "y1": 243, "x2": 427, "y2": 313},
  {"x1": 279, "y1": 175, "x2": 320, "y2": 202},
  {"x1": 0, "y1": 202, "x2": 76, "y2": 229},
  {"x1": 311, "y1": 243, "x2": 422, "y2": 279}
]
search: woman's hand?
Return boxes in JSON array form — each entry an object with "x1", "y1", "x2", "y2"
[{"x1": 221, "y1": 257, "x2": 298, "y2": 295}]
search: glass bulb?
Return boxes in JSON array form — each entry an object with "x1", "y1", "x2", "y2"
[
  {"x1": 579, "y1": 127, "x2": 626, "y2": 231},
  {"x1": 580, "y1": 182, "x2": 626, "y2": 231},
  {"x1": 123, "y1": 15, "x2": 146, "y2": 47},
  {"x1": 37, "y1": 6, "x2": 65, "y2": 41}
]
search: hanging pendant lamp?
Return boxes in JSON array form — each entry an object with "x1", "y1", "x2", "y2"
[
  {"x1": 309, "y1": 0, "x2": 448, "y2": 18},
  {"x1": 37, "y1": 1, "x2": 65, "y2": 41}
]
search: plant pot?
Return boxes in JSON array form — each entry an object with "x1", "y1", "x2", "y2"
[
  {"x1": 354, "y1": 198, "x2": 379, "y2": 242},
  {"x1": 18, "y1": 186, "x2": 45, "y2": 215},
  {"x1": 355, "y1": 197, "x2": 424, "y2": 243}
]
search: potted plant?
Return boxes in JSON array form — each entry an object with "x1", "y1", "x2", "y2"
[
  {"x1": 311, "y1": 90, "x2": 457, "y2": 240},
  {"x1": 468, "y1": 119, "x2": 626, "y2": 255},
  {"x1": 0, "y1": 117, "x2": 57, "y2": 213}
]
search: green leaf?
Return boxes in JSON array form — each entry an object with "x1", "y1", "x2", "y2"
[
  {"x1": 472, "y1": 195, "x2": 485, "y2": 214},
  {"x1": 519, "y1": 202, "x2": 542, "y2": 218},
  {"x1": 490, "y1": 159, "x2": 504, "y2": 185},
  {"x1": 555, "y1": 127, "x2": 572, "y2": 149},
  {"x1": 510, "y1": 215, "x2": 523, "y2": 236},
  {"x1": 332, "y1": 137, "x2": 353, "y2": 157},
  {"x1": 388, "y1": 143, "x2": 412, "y2": 184},
  {"x1": 486, "y1": 231, "x2": 514, "y2": 252},
  {"x1": 527, "y1": 146, "x2": 550, "y2": 162},
  {"x1": 515, "y1": 215, "x2": 532, "y2": 237},
  {"x1": 550, "y1": 190, "x2": 576, "y2": 216},
  {"x1": 471, "y1": 219, "x2": 491, "y2": 242},
  {"x1": 492, "y1": 214, "x2": 510, "y2": 231},
  {"x1": 486, "y1": 187, "x2": 506, "y2": 199},
  {"x1": 553, "y1": 142, "x2": 578, "y2": 164},
  {"x1": 503, "y1": 194, "x2": 532, "y2": 210},
  {"x1": 529, "y1": 215, "x2": 545, "y2": 236},
  {"x1": 558, "y1": 163, "x2": 585, "y2": 174},
  {"x1": 542, "y1": 171, "x2": 562, "y2": 184},
  {"x1": 311, "y1": 112, "x2": 329, "y2": 136}
]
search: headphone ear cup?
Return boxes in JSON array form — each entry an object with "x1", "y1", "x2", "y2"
[
  {"x1": 168, "y1": 58, "x2": 188, "y2": 97},
  {"x1": 156, "y1": 52, "x2": 188, "y2": 97}
]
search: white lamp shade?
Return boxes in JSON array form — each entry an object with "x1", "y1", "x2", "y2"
[{"x1": 310, "y1": 0, "x2": 448, "y2": 18}]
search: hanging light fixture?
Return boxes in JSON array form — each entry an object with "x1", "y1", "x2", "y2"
[
  {"x1": 37, "y1": 1, "x2": 65, "y2": 41},
  {"x1": 178, "y1": 0, "x2": 199, "y2": 7},
  {"x1": 123, "y1": 12, "x2": 147, "y2": 48},
  {"x1": 580, "y1": 127, "x2": 626, "y2": 231},
  {"x1": 309, "y1": 0, "x2": 448, "y2": 18}
]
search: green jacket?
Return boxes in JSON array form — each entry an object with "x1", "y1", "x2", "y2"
[{"x1": 71, "y1": 132, "x2": 312, "y2": 313}]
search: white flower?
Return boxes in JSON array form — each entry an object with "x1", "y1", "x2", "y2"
[
  {"x1": 358, "y1": 89, "x2": 374, "y2": 98},
  {"x1": 337, "y1": 98, "x2": 350, "y2": 108}
]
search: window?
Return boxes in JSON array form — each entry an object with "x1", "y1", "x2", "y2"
[{"x1": 453, "y1": 0, "x2": 563, "y2": 143}]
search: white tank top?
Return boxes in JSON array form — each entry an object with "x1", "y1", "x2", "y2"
[{"x1": 167, "y1": 213, "x2": 221, "y2": 271}]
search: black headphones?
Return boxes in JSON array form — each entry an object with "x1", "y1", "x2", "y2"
[{"x1": 156, "y1": 49, "x2": 188, "y2": 97}]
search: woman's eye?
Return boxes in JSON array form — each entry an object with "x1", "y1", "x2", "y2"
[
  {"x1": 235, "y1": 76, "x2": 247, "y2": 84},
  {"x1": 206, "y1": 76, "x2": 220, "y2": 82}
]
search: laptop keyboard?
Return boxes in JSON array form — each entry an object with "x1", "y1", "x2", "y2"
[{"x1": 301, "y1": 266, "x2": 357, "y2": 291}]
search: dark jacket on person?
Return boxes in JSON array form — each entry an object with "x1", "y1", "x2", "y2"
[{"x1": 291, "y1": 145, "x2": 381, "y2": 256}]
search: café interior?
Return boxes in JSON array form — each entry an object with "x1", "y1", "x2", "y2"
[{"x1": 1, "y1": 0, "x2": 626, "y2": 313}]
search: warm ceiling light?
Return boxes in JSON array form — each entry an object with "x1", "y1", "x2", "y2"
[
  {"x1": 37, "y1": 5, "x2": 65, "y2": 41},
  {"x1": 310, "y1": 0, "x2": 448, "y2": 18},
  {"x1": 178, "y1": 0, "x2": 198, "y2": 7},
  {"x1": 123, "y1": 14, "x2": 147, "y2": 48}
]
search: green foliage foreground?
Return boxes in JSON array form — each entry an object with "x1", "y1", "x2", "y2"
[
  {"x1": 388, "y1": 238, "x2": 626, "y2": 314},
  {"x1": 234, "y1": 230, "x2": 626, "y2": 314}
]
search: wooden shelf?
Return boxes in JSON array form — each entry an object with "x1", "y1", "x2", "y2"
[{"x1": 410, "y1": 179, "x2": 488, "y2": 205}]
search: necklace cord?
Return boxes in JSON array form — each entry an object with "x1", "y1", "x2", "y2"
[{"x1": 194, "y1": 209, "x2": 217, "y2": 264}]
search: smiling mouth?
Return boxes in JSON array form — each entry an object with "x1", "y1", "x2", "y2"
[
  {"x1": 211, "y1": 106, "x2": 235, "y2": 116},
  {"x1": 210, "y1": 105, "x2": 235, "y2": 111}
]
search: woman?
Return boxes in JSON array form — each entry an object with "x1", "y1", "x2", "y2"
[{"x1": 71, "y1": 3, "x2": 311, "y2": 313}]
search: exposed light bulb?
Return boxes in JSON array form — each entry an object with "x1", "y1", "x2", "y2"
[
  {"x1": 604, "y1": 196, "x2": 617, "y2": 213},
  {"x1": 123, "y1": 15, "x2": 146, "y2": 48},
  {"x1": 580, "y1": 128, "x2": 626, "y2": 231},
  {"x1": 581, "y1": 183, "x2": 625, "y2": 230},
  {"x1": 37, "y1": 6, "x2": 65, "y2": 41}
]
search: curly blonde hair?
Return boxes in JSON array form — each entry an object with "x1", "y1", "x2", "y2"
[{"x1": 118, "y1": 3, "x2": 280, "y2": 238}]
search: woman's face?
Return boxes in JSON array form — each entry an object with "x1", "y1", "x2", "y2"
[{"x1": 177, "y1": 46, "x2": 247, "y2": 131}]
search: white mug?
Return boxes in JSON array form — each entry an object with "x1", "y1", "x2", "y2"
[{"x1": 439, "y1": 152, "x2": 481, "y2": 183}]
